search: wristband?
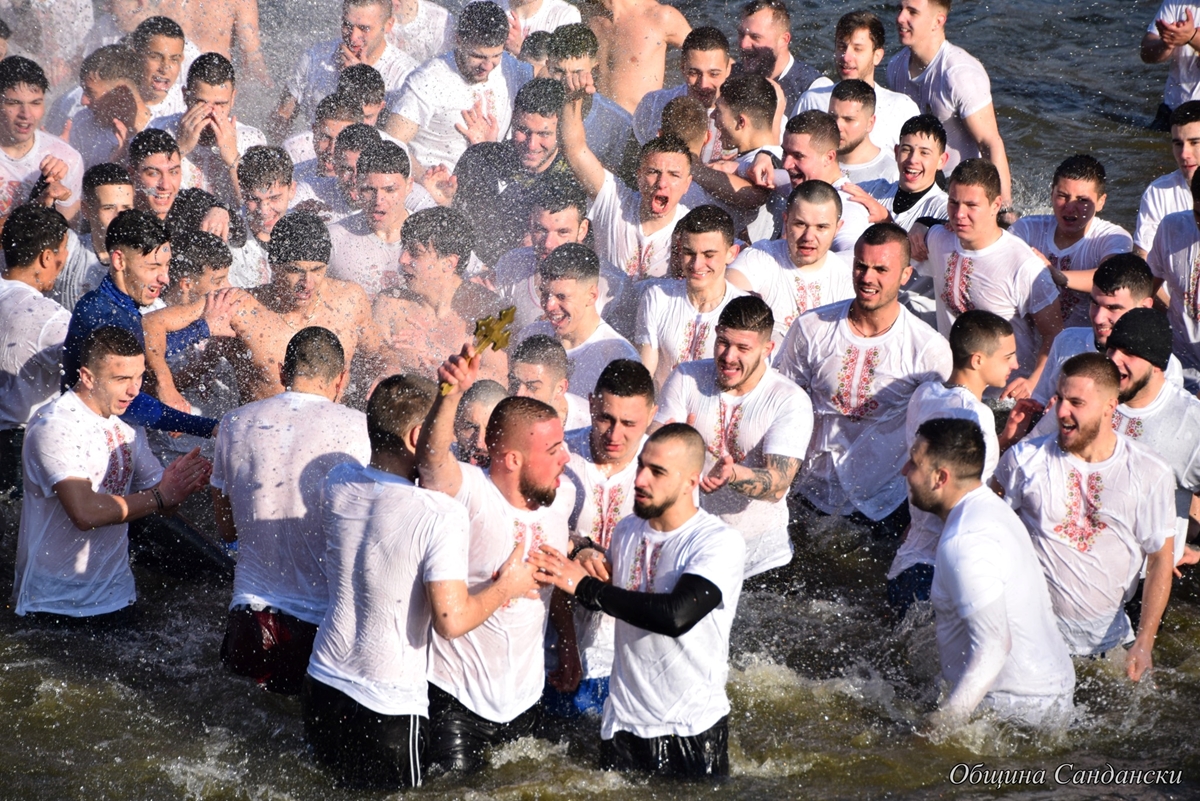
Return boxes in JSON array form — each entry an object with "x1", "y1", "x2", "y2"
[
  {"x1": 151, "y1": 487, "x2": 165, "y2": 512},
  {"x1": 569, "y1": 537, "x2": 599, "y2": 560}
]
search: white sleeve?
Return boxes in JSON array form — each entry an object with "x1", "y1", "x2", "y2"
[
  {"x1": 1149, "y1": 2, "x2": 1181, "y2": 34},
  {"x1": 1146, "y1": 220, "x2": 1172, "y2": 281},
  {"x1": 948, "y1": 58, "x2": 993, "y2": 119},
  {"x1": 653, "y1": 365, "x2": 690, "y2": 426},
  {"x1": 588, "y1": 171, "x2": 621, "y2": 230},
  {"x1": 209, "y1": 415, "x2": 234, "y2": 492},
  {"x1": 774, "y1": 318, "x2": 811, "y2": 389},
  {"x1": 761, "y1": 388, "x2": 813, "y2": 461},
  {"x1": 993, "y1": 446, "x2": 1025, "y2": 509},
  {"x1": 390, "y1": 69, "x2": 433, "y2": 122},
  {"x1": 680, "y1": 525, "x2": 747, "y2": 601},
  {"x1": 1022, "y1": 261, "x2": 1060, "y2": 316},
  {"x1": 423, "y1": 504, "x2": 471, "y2": 583},
  {"x1": 633, "y1": 285, "x2": 659, "y2": 348},
  {"x1": 24, "y1": 418, "x2": 86, "y2": 494},
  {"x1": 1136, "y1": 184, "x2": 1165, "y2": 253},
  {"x1": 1136, "y1": 460, "x2": 1178, "y2": 556},
  {"x1": 129, "y1": 429, "x2": 164, "y2": 492},
  {"x1": 938, "y1": 593, "x2": 1011, "y2": 727}
]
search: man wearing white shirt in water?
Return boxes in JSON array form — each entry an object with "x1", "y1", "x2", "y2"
[
  {"x1": 1134, "y1": 100, "x2": 1200, "y2": 257},
  {"x1": 829, "y1": 80, "x2": 900, "y2": 185},
  {"x1": 304, "y1": 375, "x2": 540, "y2": 790},
  {"x1": 903, "y1": 418, "x2": 1074, "y2": 732},
  {"x1": 530, "y1": 423, "x2": 745, "y2": 778},
  {"x1": 994, "y1": 353, "x2": 1176, "y2": 681},
  {"x1": 1140, "y1": 2, "x2": 1200, "y2": 128},
  {"x1": 417, "y1": 343, "x2": 575, "y2": 775},
  {"x1": 500, "y1": 0, "x2": 581, "y2": 57},
  {"x1": 852, "y1": 114, "x2": 949, "y2": 233},
  {"x1": 655, "y1": 296, "x2": 810, "y2": 578},
  {"x1": 1146, "y1": 169, "x2": 1200, "y2": 384},
  {"x1": 795, "y1": 11, "x2": 920, "y2": 152}
]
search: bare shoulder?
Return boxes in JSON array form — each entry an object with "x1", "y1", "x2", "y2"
[
  {"x1": 325, "y1": 277, "x2": 371, "y2": 309},
  {"x1": 372, "y1": 291, "x2": 417, "y2": 322}
]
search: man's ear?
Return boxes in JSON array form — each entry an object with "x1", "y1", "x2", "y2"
[
  {"x1": 110, "y1": 246, "x2": 126, "y2": 274},
  {"x1": 406, "y1": 423, "x2": 423, "y2": 454}
]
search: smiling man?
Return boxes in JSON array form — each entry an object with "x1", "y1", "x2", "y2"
[{"x1": 1134, "y1": 100, "x2": 1200, "y2": 257}]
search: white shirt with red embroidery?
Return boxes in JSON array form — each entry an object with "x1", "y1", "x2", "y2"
[
  {"x1": 14, "y1": 390, "x2": 163, "y2": 616},
  {"x1": 655, "y1": 360, "x2": 813, "y2": 576},
  {"x1": 428, "y1": 462, "x2": 574, "y2": 722},
  {"x1": 729, "y1": 239, "x2": 854, "y2": 343},
  {"x1": 634, "y1": 278, "x2": 747, "y2": 387},
  {"x1": 925, "y1": 225, "x2": 1059, "y2": 381},
  {"x1": 518, "y1": 318, "x2": 640, "y2": 398},
  {"x1": 564, "y1": 428, "x2": 643, "y2": 680},
  {"x1": 1009, "y1": 215, "x2": 1132, "y2": 329},
  {"x1": 589, "y1": 170, "x2": 690, "y2": 281},
  {"x1": 1147, "y1": 208, "x2": 1200, "y2": 371},
  {"x1": 776, "y1": 299, "x2": 953, "y2": 520},
  {"x1": 994, "y1": 433, "x2": 1176, "y2": 655}
]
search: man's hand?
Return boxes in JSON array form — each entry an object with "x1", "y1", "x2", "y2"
[
  {"x1": 575, "y1": 547, "x2": 611, "y2": 582},
  {"x1": 1176, "y1": 543, "x2": 1200, "y2": 578},
  {"x1": 1157, "y1": 9, "x2": 1198, "y2": 48},
  {"x1": 455, "y1": 97, "x2": 498, "y2": 146},
  {"x1": 203, "y1": 288, "x2": 238, "y2": 337},
  {"x1": 842, "y1": 182, "x2": 890, "y2": 223},
  {"x1": 700, "y1": 454, "x2": 735, "y2": 493},
  {"x1": 909, "y1": 222, "x2": 930, "y2": 262},
  {"x1": 200, "y1": 206, "x2": 232, "y2": 241},
  {"x1": 1001, "y1": 376, "x2": 1034, "y2": 401},
  {"x1": 748, "y1": 150, "x2": 776, "y2": 189},
  {"x1": 159, "y1": 447, "x2": 212, "y2": 507},
  {"x1": 505, "y1": 12, "x2": 525, "y2": 55},
  {"x1": 211, "y1": 112, "x2": 241, "y2": 168},
  {"x1": 708, "y1": 158, "x2": 740, "y2": 175},
  {"x1": 493, "y1": 539, "x2": 541, "y2": 600},
  {"x1": 528, "y1": 544, "x2": 590, "y2": 595},
  {"x1": 159, "y1": 386, "x2": 192, "y2": 414},
  {"x1": 437, "y1": 342, "x2": 481, "y2": 398},
  {"x1": 419, "y1": 164, "x2": 457, "y2": 206},
  {"x1": 999, "y1": 397, "x2": 1045, "y2": 448},
  {"x1": 34, "y1": 156, "x2": 71, "y2": 207},
  {"x1": 174, "y1": 102, "x2": 211, "y2": 156},
  {"x1": 334, "y1": 41, "x2": 365, "y2": 70},
  {"x1": 560, "y1": 66, "x2": 596, "y2": 101},
  {"x1": 1126, "y1": 640, "x2": 1154, "y2": 682}
]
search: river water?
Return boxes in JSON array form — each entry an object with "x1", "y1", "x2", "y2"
[{"x1": 3, "y1": 1, "x2": 1199, "y2": 799}]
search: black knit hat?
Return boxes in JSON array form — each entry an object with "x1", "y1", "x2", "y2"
[
  {"x1": 269, "y1": 211, "x2": 331, "y2": 265},
  {"x1": 1107, "y1": 307, "x2": 1172, "y2": 370}
]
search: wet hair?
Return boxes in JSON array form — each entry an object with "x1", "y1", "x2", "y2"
[
  {"x1": 718, "y1": 295, "x2": 774, "y2": 338},
  {"x1": 949, "y1": 309, "x2": 1013, "y2": 371},
  {"x1": 899, "y1": 114, "x2": 948, "y2": 152},
  {"x1": 128, "y1": 128, "x2": 179, "y2": 169},
  {"x1": 282, "y1": 326, "x2": 345, "y2": 383},
  {"x1": 368, "y1": 374, "x2": 438, "y2": 454},
  {"x1": 511, "y1": 334, "x2": 570, "y2": 382},
  {"x1": 485, "y1": 395, "x2": 560, "y2": 453},
  {"x1": 338, "y1": 64, "x2": 386, "y2": 107},
  {"x1": 836, "y1": 10, "x2": 885, "y2": 50},
  {"x1": 0, "y1": 19, "x2": 10, "y2": 40},
  {"x1": 2, "y1": 204, "x2": 68, "y2": 269},
  {"x1": 830, "y1": 79, "x2": 876, "y2": 115},
  {"x1": 335, "y1": 122, "x2": 383, "y2": 154},
  {"x1": 594, "y1": 359, "x2": 656, "y2": 404},
  {"x1": 457, "y1": 2, "x2": 509, "y2": 47},
  {"x1": 357, "y1": 141, "x2": 411, "y2": 178},
  {"x1": 460, "y1": 378, "x2": 507, "y2": 411},
  {"x1": 682, "y1": 26, "x2": 730, "y2": 55},
  {"x1": 784, "y1": 110, "x2": 840, "y2": 153},
  {"x1": 639, "y1": 135, "x2": 693, "y2": 171},
  {"x1": 1058, "y1": 351, "x2": 1119, "y2": 397},
  {"x1": 83, "y1": 163, "x2": 134, "y2": 205},
  {"x1": 186, "y1": 52, "x2": 236, "y2": 92},
  {"x1": 659, "y1": 96, "x2": 709, "y2": 147},
  {"x1": 129, "y1": 16, "x2": 186, "y2": 53},
  {"x1": 718, "y1": 73, "x2": 777, "y2": 128},
  {"x1": 645, "y1": 422, "x2": 706, "y2": 473},
  {"x1": 401, "y1": 207, "x2": 474, "y2": 270},
  {"x1": 547, "y1": 23, "x2": 598, "y2": 60},
  {"x1": 740, "y1": 0, "x2": 790, "y2": 27},
  {"x1": 1092, "y1": 253, "x2": 1155, "y2": 300},
  {"x1": 514, "y1": 77, "x2": 565, "y2": 118},
  {"x1": 0, "y1": 56, "x2": 47, "y2": 95},
  {"x1": 858, "y1": 222, "x2": 912, "y2": 266},
  {"x1": 270, "y1": 211, "x2": 332, "y2": 264},
  {"x1": 314, "y1": 92, "x2": 365, "y2": 125},
  {"x1": 949, "y1": 158, "x2": 1002, "y2": 203},
  {"x1": 79, "y1": 45, "x2": 140, "y2": 85},
  {"x1": 520, "y1": 30, "x2": 553, "y2": 62},
  {"x1": 538, "y1": 242, "x2": 600, "y2": 284},
  {"x1": 1052, "y1": 154, "x2": 1106, "y2": 194},
  {"x1": 238, "y1": 145, "x2": 294, "y2": 192},
  {"x1": 105, "y1": 209, "x2": 169, "y2": 255},
  {"x1": 914, "y1": 417, "x2": 985, "y2": 482},
  {"x1": 165, "y1": 188, "x2": 246, "y2": 248},
  {"x1": 168, "y1": 230, "x2": 231, "y2": 283},
  {"x1": 1170, "y1": 100, "x2": 1200, "y2": 129},
  {"x1": 677, "y1": 204, "x2": 735, "y2": 246},
  {"x1": 80, "y1": 326, "x2": 143, "y2": 371},
  {"x1": 529, "y1": 177, "x2": 588, "y2": 220},
  {"x1": 344, "y1": 0, "x2": 393, "y2": 18},
  {"x1": 786, "y1": 179, "x2": 843, "y2": 218}
]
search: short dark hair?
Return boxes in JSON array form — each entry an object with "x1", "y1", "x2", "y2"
[
  {"x1": 128, "y1": 128, "x2": 179, "y2": 169},
  {"x1": 519, "y1": 30, "x2": 553, "y2": 61},
  {"x1": 79, "y1": 45, "x2": 140, "y2": 85},
  {"x1": 949, "y1": 309, "x2": 1013, "y2": 371},
  {"x1": 718, "y1": 73, "x2": 777, "y2": 128},
  {"x1": 659, "y1": 96, "x2": 709, "y2": 145},
  {"x1": 80, "y1": 326, "x2": 143, "y2": 372},
  {"x1": 2, "y1": 204, "x2": 68, "y2": 269},
  {"x1": 786, "y1": 179, "x2": 842, "y2": 218},
  {"x1": 717, "y1": 294, "x2": 773, "y2": 338},
  {"x1": 836, "y1": 10, "x2": 885, "y2": 50},
  {"x1": 1170, "y1": 100, "x2": 1200, "y2": 129},
  {"x1": 314, "y1": 92, "x2": 365, "y2": 125},
  {"x1": 457, "y1": 1, "x2": 509, "y2": 47},
  {"x1": 129, "y1": 16, "x2": 186, "y2": 53},
  {"x1": 0, "y1": 56, "x2": 47, "y2": 95},
  {"x1": 357, "y1": 141, "x2": 410, "y2": 178},
  {"x1": 186, "y1": 52, "x2": 236, "y2": 91},
  {"x1": 682, "y1": 26, "x2": 730, "y2": 55},
  {"x1": 337, "y1": 63, "x2": 385, "y2": 106},
  {"x1": 169, "y1": 230, "x2": 232, "y2": 283},
  {"x1": 784, "y1": 110, "x2": 840, "y2": 153},
  {"x1": 511, "y1": 334, "x2": 570, "y2": 381},
  {"x1": 485, "y1": 395, "x2": 560, "y2": 452},
  {"x1": 401, "y1": 207, "x2": 474, "y2": 270},
  {"x1": 1059, "y1": 351, "x2": 1119, "y2": 397},
  {"x1": 899, "y1": 114, "x2": 948, "y2": 152},
  {"x1": 529, "y1": 177, "x2": 588, "y2": 220},
  {"x1": 594, "y1": 359, "x2": 655, "y2": 404},
  {"x1": 639, "y1": 135, "x2": 693, "y2": 171},
  {"x1": 830, "y1": 79, "x2": 876, "y2": 115},
  {"x1": 164, "y1": 188, "x2": 246, "y2": 248},
  {"x1": 1053, "y1": 154, "x2": 1106, "y2": 194},
  {"x1": 1092, "y1": 253, "x2": 1155, "y2": 300},
  {"x1": 677, "y1": 204, "x2": 735, "y2": 246},
  {"x1": 644, "y1": 422, "x2": 705, "y2": 472},
  {"x1": 105, "y1": 209, "x2": 169, "y2": 255},
  {"x1": 539, "y1": 242, "x2": 600, "y2": 283},
  {"x1": 83, "y1": 162, "x2": 133, "y2": 205},
  {"x1": 344, "y1": 0, "x2": 392, "y2": 16},
  {"x1": 740, "y1": 0, "x2": 789, "y2": 26},
  {"x1": 270, "y1": 212, "x2": 332, "y2": 265},
  {"x1": 282, "y1": 326, "x2": 345, "y2": 383},
  {"x1": 915, "y1": 417, "x2": 985, "y2": 482},
  {"x1": 949, "y1": 158, "x2": 1002, "y2": 203},
  {"x1": 238, "y1": 146, "x2": 294, "y2": 192},
  {"x1": 547, "y1": 23, "x2": 599, "y2": 60},
  {"x1": 514, "y1": 77, "x2": 565, "y2": 118},
  {"x1": 368, "y1": 373, "x2": 437, "y2": 454},
  {"x1": 335, "y1": 122, "x2": 383, "y2": 154},
  {"x1": 857, "y1": 222, "x2": 912, "y2": 266}
]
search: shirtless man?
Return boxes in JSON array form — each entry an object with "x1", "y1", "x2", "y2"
[
  {"x1": 158, "y1": 0, "x2": 272, "y2": 85},
  {"x1": 582, "y1": 0, "x2": 690, "y2": 114}
]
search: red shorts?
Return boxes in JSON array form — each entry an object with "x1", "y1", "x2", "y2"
[{"x1": 220, "y1": 606, "x2": 317, "y2": 695}]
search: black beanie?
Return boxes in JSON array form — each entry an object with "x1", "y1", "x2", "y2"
[
  {"x1": 269, "y1": 212, "x2": 331, "y2": 265},
  {"x1": 1107, "y1": 307, "x2": 1172, "y2": 370}
]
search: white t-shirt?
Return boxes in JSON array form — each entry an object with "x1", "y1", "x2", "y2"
[
  {"x1": 634, "y1": 278, "x2": 746, "y2": 386},
  {"x1": 795, "y1": 81, "x2": 922, "y2": 151},
  {"x1": 292, "y1": 159, "x2": 358, "y2": 224},
  {"x1": 1031, "y1": 326, "x2": 1185, "y2": 405},
  {"x1": 932, "y1": 486, "x2": 1075, "y2": 704},
  {"x1": 564, "y1": 391, "x2": 592, "y2": 431},
  {"x1": 49, "y1": 231, "x2": 107, "y2": 312},
  {"x1": 841, "y1": 149, "x2": 900, "y2": 185},
  {"x1": 887, "y1": 381, "x2": 998, "y2": 580},
  {"x1": 656, "y1": 361, "x2": 811, "y2": 576},
  {"x1": 1149, "y1": 3, "x2": 1200, "y2": 108},
  {"x1": 500, "y1": 0, "x2": 582, "y2": 37},
  {"x1": 859, "y1": 179, "x2": 948, "y2": 232},
  {"x1": 925, "y1": 225, "x2": 1059, "y2": 381},
  {"x1": 1135, "y1": 170, "x2": 1191, "y2": 253},
  {"x1": 289, "y1": 39, "x2": 418, "y2": 126},
  {"x1": 777, "y1": 300, "x2": 953, "y2": 519},
  {"x1": 492, "y1": 246, "x2": 628, "y2": 334},
  {"x1": 1009, "y1": 215, "x2": 1132, "y2": 329},
  {"x1": 14, "y1": 390, "x2": 162, "y2": 616},
  {"x1": 830, "y1": 176, "x2": 872, "y2": 254},
  {"x1": 386, "y1": 0, "x2": 454, "y2": 64},
  {"x1": 0, "y1": 278, "x2": 70, "y2": 430},
  {"x1": 307, "y1": 463, "x2": 468, "y2": 716},
  {"x1": 601, "y1": 509, "x2": 745, "y2": 739},
  {"x1": 391, "y1": 51, "x2": 532, "y2": 171},
  {"x1": 585, "y1": 93, "x2": 634, "y2": 174},
  {"x1": 0, "y1": 130, "x2": 84, "y2": 215},
  {"x1": 149, "y1": 113, "x2": 268, "y2": 197},
  {"x1": 428, "y1": 462, "x2": 574, "y2": 722},
  {"x1": 519, "y1": 318, "x2": 640, "y2": 397},
  {"x1": 729, "y1": 239, "x2": 854, "y2": 342},
  {"x1": 229, "y1": 235, "x2": 272, "y2": 289},
  {"x1": 632, "y1": 84, "x2": 722, "y2": 163},
  {"x1": 1146, "y1": 209, "x2": 1200, "y2": 370},
  {"x1": 211, "y1": 391, "x2": 371, "y2": 624},
  {"x1": 995, "y1": 434, "x2": 1176, "y2": 655},
  {"x1": 327, "y1": 212, "x2": 405, "y2": 295},
  {"x1": 589, "y1": 170, "x2": 690, "y2": 281}
]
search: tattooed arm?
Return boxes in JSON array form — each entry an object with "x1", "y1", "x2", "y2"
[{"x1": 702, "y1": 453, "x2": 801, "y2": 502}]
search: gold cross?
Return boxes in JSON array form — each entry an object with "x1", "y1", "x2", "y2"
[{"x1": 440, "y1": 306, "x2": 517, "y2": 395}]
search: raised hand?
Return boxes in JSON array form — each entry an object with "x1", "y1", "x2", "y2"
[
  {"x1": 455, "y1": 97, "x2": 498, "y2": 146},
  {"x1": 159, "y1": 447, "x2": 212, "y2": 507},
  {"x1": 437, "y1": 341, "x2": 481, "y2": 397}
]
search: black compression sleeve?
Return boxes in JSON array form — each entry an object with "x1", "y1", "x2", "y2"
[{"x1": 574, "y1": 573, "x2": 723, "y2": 638}]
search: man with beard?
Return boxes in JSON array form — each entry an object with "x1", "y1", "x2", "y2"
[
  {"x1": 529, "y1": 423, "x2": 745, "y2": 778},
  {"x1": 416, "y1": 341, "x2": 575, "y2": 774},
  {"x1": 654, "y1": 295, "x2": 810, "y2": 578},
  {"x1": 828, "y1": 80, "x2": 898, "y2": 185},
  {"x1": 993, "y1": 353, "x2": 1176, "y2": 681},
  {"x1": 734, "y1": 0, "x2": 822, "y2": 114}
]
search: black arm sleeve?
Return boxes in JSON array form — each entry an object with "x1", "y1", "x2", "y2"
[{"x1": 574, "y1": 573, "x2": 723, "y2": 638}]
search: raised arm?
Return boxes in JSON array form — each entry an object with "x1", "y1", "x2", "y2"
[
  {"x1": 558, "y1": 69, "x2": 607, "y2": 200},
  {"x1": 962, "y1": 105, "x2": 1013, "y2": 214},
  {"x1": 233, "y1": 0, "x2": 273, "y2": 86},
  {"x1": 1142, "y1": 10, "x2": 1199, "y2": 63},
  {"x1": 701, "y1": 453, "x2": 801, "y2": 502},
  {"x1": 1003, "y1": 299, "x2": 1063, "y2": 400},
  {"x1": 415, "y1": 343, "x2": 478, "y2": 497}
]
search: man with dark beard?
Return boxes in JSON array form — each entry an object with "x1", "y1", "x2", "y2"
[
  {"x1": 530, "y1": 423, "x2": 745, "y2": 778},
  {"x1": 416, "y1": 341, "x2": 576, "y2": 775}
]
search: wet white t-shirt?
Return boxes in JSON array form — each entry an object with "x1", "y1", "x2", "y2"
[
  {"x1": 795, "y1": 81, "x2": 922, "y2": 151},
  {"x1": 49, "y1": 231, "x2": 107, "y2": 312},
  {"x1": 519, "y1": 318, "x2": 640, "y2": 397},
  {"x1": 859, "y1": 179, "x2": 948, "y2": 232},
  {"x1": 428, "y1": 462, "x2": 574, "y2": 722},
  {"x1": 656, "y1": 360, "x2": 812, "y2": 577},
  {"x1": 1135, "y1": 170, "x2": 1191, "y2": 253},
  {"x1": 841, "y1": 149, "x2": 900, "y2": 185},
  {"x1": 308, "y1": 463, "x2": 468, "y2": 716},
  {"x1": 729, "y1": 239, "x2": 854, "y2": 342},
  {"x1": 0, "y1": 130, "x2": 84, "y2": 216},
  {"x1": 995, "y1": 433, "x2": 1176, "y2": 655},
  {"x1": 211, "y1": 391, "x2": 371, "y2": 624},
  {"x1": 492, "y1": 246, "x2": 628, "y2": 334},
  {"x1": 1031, "y1": 326, "x2": 1184, "y2": 406},
  {"x1": 499, "y1": 0, "x2": 581, "y2": 37},
  {"x1": 601, "y1": 509, "x2": 745, "y2": 739},
  {"x1": 830, "y1": 177, "x2": 872, "y2": 255},
  {"x1": 386, "y1": 0, "x2": 454, "y2": 64},
  {"x1": 634, "y1": 278, "x2": 746, "y2": 386},
  {"x1": 289, "y1": 39, "x2": 418, "y2": 126},
  {"x1": 0, "y1": 278, "x2": 70, "y2": 430},
  {"x1": 1148, "y1": 2, "x2": 1200, "y2": 108},
  {"x1": 589, "y1": 170, "x2": 690, "y2": 281},
  {"x1": 15, "y1": 390, "x2": 162, "y2": 616},
  {"x1": 327, "y1": 212, "x2": 405, "y2": 295},
  {"x1": 1146, "y1": 209, "x2": 1200, "y2": 370}
]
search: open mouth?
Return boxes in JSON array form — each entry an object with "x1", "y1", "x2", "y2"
[{"x1": 649, "y1": 194, "x2": 670, "y2": 215}]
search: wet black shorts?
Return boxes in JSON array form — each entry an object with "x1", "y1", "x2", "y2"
[
  {"x1": 220, "y1": 606, "x2": 317, "y2": 695},
  {"x1": 425, "y1": 684, "x2": 540, "y2": 775},
  {"x1": 302, "y1": 676, "x2": 427, "y2": 790},
  {"x1": 603, "y1": 716, "x2": 730, "y2": 779}
]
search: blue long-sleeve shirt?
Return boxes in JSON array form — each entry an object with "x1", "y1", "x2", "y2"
[{"x1": 63, "y1": 276, "x2": 220, "y2": 438}]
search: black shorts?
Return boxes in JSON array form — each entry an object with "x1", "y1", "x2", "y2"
[
  {"x1": 220, "y1": 607, "x2": 317, "y2": 695},
  {"x1": 20, "y1": 604, "x2": 138, "y2": 630},
  {"x1": 425, "y1": 684, "x2": 540, "y2": 775},
  {"x1": 301, "y1": 676, "x2": 427, "y2": 790},
  {"x1": 1, "y1": 427, "x2": 23, "y2": 500},
  {"x1": 603, "y1": 716, "x2": 730, "y2": 779}
]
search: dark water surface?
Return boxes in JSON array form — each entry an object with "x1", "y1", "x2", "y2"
[{"x1": 4, "y1": 1, "x2": 1199, "y2": 798}]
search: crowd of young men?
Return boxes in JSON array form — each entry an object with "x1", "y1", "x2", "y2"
[{"x1": 3, "y1": 0, "x2": 1200, "y2": 789}]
